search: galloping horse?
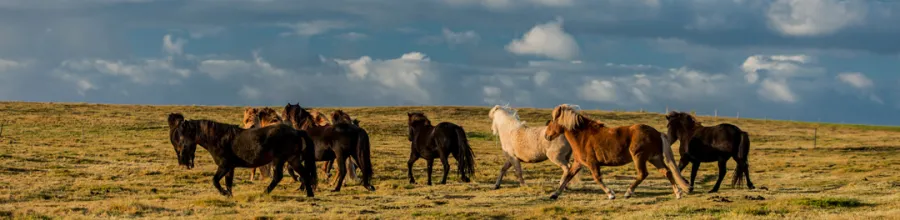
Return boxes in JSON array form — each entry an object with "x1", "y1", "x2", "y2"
[
  {"x1": 665, "y1": 111, "x2": 755, "y2": 192},
  {"x1": 406, "y1": 112, "x2": 476, "y2": 185},
  {"x1": 282, "y1": 103, "x2": 375, "y2": 192},
  {"x1": 488, "y1": 105, "x2": 579, "y2": 189},
  {"x1": 543, "y1": 104, "x2": 691, "y2": 200},
  {"x1": 167, "y1": 113, "x2": 317, "y2": 197}
]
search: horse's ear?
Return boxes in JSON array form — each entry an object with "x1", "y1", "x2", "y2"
[
  {"x1": 407, "y1": 112, "x2": 412, "y2": 117},
  {"x1": 665, "y1": 115, "x2": 670, "y2": 120},
  {"x1": 167, "y1": 113, "x2": 185, "y2": 129}
]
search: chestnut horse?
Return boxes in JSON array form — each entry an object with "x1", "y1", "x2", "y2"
[
  {"x1": 407, "y1": 112, "x2": 476, "y2": 185},
  {"x1": 665, "y1": 111, "x2": 755, "y2": 193},
  {"x1": 282, "y1": 103, "x2": 375, "y2": 192},
  {"x1": 543, "y1": 104, "x2": 691, "y2": 200},
  {"x1": 167, "y1": 113, "x2": 317, "y2": 197}
]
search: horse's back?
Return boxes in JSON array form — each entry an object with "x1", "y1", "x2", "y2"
[{"x1": 511, "y1": 126, "x2": 555, "y2": 162}]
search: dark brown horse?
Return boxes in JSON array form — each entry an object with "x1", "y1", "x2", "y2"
[
  {"x1": 543, "y1": 104, "x2": 691, "y2": 200},
  {"x1": 406, "y1": 112, "x2": 476, "y2": 185},
  {"x1": 282, "y1": 103, "x2": 375, "y2": 192},
  {"x1": 166, "y1": 113, "x2": 317, "y2": 197},
  {"x1": 665, "y1": 111, "x2": 755, "y2": 193}
]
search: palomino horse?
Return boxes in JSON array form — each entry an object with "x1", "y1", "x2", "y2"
[
  {"x1": 488, "y1": 105, "x2": 579, "y2": 189},
  {"x1": 406, "y1": 112, "x2": 476, "y2": 185},
  {"x1": 665, "y1": 111, "x2": 755, "y2": 192},
  {"x1": 167, "y1": 113, "x2": 317, "y2": 197},
  {"x1": 282, "y1": 103, "x2": 375, "y2": 192},
  {"x1": 241, "y1": 107, "x2": 285, "y2": 182},
  {"x1": 543, "y1": 104, "x2": 691, "y2": 200}
]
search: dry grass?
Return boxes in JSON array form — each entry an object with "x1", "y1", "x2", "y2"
[{"x1": 1, "y1": 101, "x2": 899, "y2": 219}]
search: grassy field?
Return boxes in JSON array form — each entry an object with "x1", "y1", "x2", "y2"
[{"x1": 1, "y1": 101, "x2": 899, "y2": 219}]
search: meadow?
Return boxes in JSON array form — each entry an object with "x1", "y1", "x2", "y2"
[{"x1": 1, "y1": 101, "x2": 899, "y2": 219}]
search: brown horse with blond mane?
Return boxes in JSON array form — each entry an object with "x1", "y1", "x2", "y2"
[{"x1": 543, "y1": 104, "x2": 691, "y2": 200}]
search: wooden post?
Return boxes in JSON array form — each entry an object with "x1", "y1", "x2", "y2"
[
  {"x1": 0, "y1": 122, "x2": 4, "y2": 138},
  {"x1": 813, "y1": 127, "x2": 817, "y2": 148},
  {"x1": 736, "y1": 112, "x2": 740, "y2": 120},
  {"x1": 714, "y1": 109, "x2": 718, "y2": 121}
]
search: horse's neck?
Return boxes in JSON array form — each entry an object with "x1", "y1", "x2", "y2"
[{"x1": 197, "y1": 121, "x2": 240, "y2": 150}]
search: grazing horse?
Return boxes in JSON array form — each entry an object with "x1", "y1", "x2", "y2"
[
  {"x1": 167, "y1": 113, "x2": 317, "y2": 197},
  {"x1": 282, "y1": 103, "x2": 375, "y2": 192},
  {"x1": 488, "y1": 105, "x2": 579, "y2": 189},
  {"x1": 241, "y1": 107, "x2": 285, "y2": 182},
  {"x1": 665, "y1": 111, "x2": 755, "y2": 193},
  {"x1": 543, "y1": 104, "x2": 691, "y2": 200},
  {"x1": 406, "y1": 112, "x2": 476, "y2": 185}
]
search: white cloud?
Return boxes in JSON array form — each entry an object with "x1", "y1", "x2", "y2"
[
  {"x1": 767, "y1": 0, "x2": 866, "y2": 36},
  {"x1": 278, "y1": 20, "x2": 351, "y2": 37},
  {"x1": 579, "y1": 79, "x2": 617, "y2": 102},
  {"x1": 506, "y1": 17, "x2": 580, "y2": 61},
  {"x1": 56, "y1": 58, "x2": 190, "y2": 85},
  {"x1": 333, "y1": 52, "x2": 435, "y2": 104},
  {"x1": 188, "y1": 26, "x2": 225, "y2": 39},
  {"x1": 239, "y1": 85, "x2": 261, "y2": 99},
  {"x1": 198, "y1": 51, "x2": 287, "y2": 80},
  {"x1": 0, "y1": 58, "x2": 31, "y2": 72},
  {"x1": 482, "y1": 86, "x2": 503, "y2": 104},
  {"x1": 758, "y1": 78, "x2": 796, "y2": 103},
  {"x1": 442, "y1": 0, "x2": 572, "y2": 9},
  {"x1": 837, "y1": 72, "x2": 873, "y2": 89},
  {"x1": 631, "y1": 87, "x2": 651, "y2": 104},
  {"x1": 337, "y1": 32, "x2": 368, "y2": 41},
  {"x1": 533, "y1": 70, "x2": 550, "y2": 86},
  {"x1": 442, "y1": 28, "x2": 480, "y2": 45},
  {"x1": 163, "y1": 34, "x2": 187, "y2": 56}
]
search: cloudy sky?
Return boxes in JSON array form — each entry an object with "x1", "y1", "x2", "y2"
[{"x1": 1, "y1": 0, "x2": 899, "y2": 125}]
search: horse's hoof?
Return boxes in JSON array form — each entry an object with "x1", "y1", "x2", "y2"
[
  {"x1": 493, "y1": 185, "x2": 501, "y2": 190},
  {"x1": 549, "y1": 194, "x2": 559, "y2": 200},
  {"x1": 366, "y1": 186, "x2": 376, "y2": 191},
  {"x1": 624, "y1": 191, "x2": 633, "y2": 198}
]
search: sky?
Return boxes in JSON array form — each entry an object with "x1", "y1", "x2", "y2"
[{"x1": 1, "y1": 0, "x2": 900, "y2": 125}]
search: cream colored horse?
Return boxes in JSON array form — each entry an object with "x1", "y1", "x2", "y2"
[{"x1": 488, "y1": 105, "x2": 579, "y2": 189}]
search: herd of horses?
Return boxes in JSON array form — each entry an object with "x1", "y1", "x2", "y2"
[{"x1": 166, "y1": 103, "x2": 754, "y2": 200}]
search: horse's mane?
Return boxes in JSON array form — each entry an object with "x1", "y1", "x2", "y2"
[
  {"x1": 168, "y1": 113, "x2": 185, "y2": 129},
  {"x1": 310, "y1": 109, "x2": 331, "y2": 126},
  {"x1": 241, "y1": 107, "x2": 260, "y2": 129},
  {"x1": 666, "y1": 111, "x2": 702, "y2": 128},
  {"x1": 331, "y1": 110, "x2": 354, "y2": 125},
  {"x1": 407, "y1": 112, "x2": 432, "y2": 127},
  {"x1": 551, "y1": 104, "x2": 599, "y2": 130},
  {"x1": 257, "y1": 107, "x2": 283, "y2": 127},
  {"x1": 489, "y1": 105, "x2": 526, "y2": 135}
]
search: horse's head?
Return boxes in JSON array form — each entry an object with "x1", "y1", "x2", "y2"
[
  {"x1": 544, "y1": 104, "x2": 582, "y2": 141},
  {"x1": 311, "y1": 110, "x2": 330, "y2": 126},
  {"x1": 167, "y1": 113, "x2": 196, "y2": 169},
  {"x1": 407, "y1": 112, "x2": 431, "y2": 142},
  {"x1": 488, "y1": 105, "x2": 501, "y2": 120},
  {"x1": 257, "y1": 107, "x2": 283, "y2": 127},
  {"x1": 282, "y1": 102, "x2": 312, "y2": 127},
  {"x1": 665, "y1": 111, "x2": 701, "y2": 147},
  {"x1": 331, "y1": 110, "x2": 354, "y2": 125},
  {"x1": 241, "y1": 107, "x2": 260, "y2": 129}
]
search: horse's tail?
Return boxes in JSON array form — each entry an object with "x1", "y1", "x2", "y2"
[
  {"x1": 454, "y1": 126, "x2": 476, "y2": 181},
  {"x1": 356, "y1": 128, "x2": 374, "y2": 188},
  {"x1": 732, "y1": 131, "x2": 750, "y2": 188},
  {"x1": 299, "y1": 130, "x2": 318, "y2": 190},
  {"x1": 661, "y1": 133, "x2": 691, "y2": 192}
]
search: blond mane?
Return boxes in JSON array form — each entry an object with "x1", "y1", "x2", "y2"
[
  {"x1": 309, "y1": 109, "x2": 331, "y2": 126},
  {"x1": 241, "y1": 107, "x2": 260, "y2": 129},
  {"x1": 489, "y1": 104, "x2": 526, "y2": 135},
  {"x1": 550, "y1": 104, "x2": 595, "y2": 130}
]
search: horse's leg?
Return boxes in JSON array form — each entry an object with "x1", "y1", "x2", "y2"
[
  {"x1": 550, "y1": 148, "x2": 579, "y2": 190},
  {"x1": 689, "y1": 161, "x2": 700, "y2": 193},
  {"x1": 225, "y1": 169, "x2": 235, "y2": 195},
  {"x1": 587, "y1": 162, "x2": 615, "y2": 200},
  {"x1": 407, "y1": 152, "x2": 419, "y2": 184},
  {"x1": 677, "y1": 156, "x2": 690, "y2": 174},
  {"x1": 439, "y1": 154, "x2": 450, "y2": 185},
  {"x1": 250, "y1": 167, "x2": 257, "y2": 182},
  {"x1": 287, "y1": 157, "x2": 314, "y2": 197},
  {"x1": 265, "y1": 158, "x2": 286, "y2": 194},
  {"x1": 512, "y1": 157, "x2": 525, "y2": 187},
  {"x1": 740, "y1": 159, "x2": 755, "y2": 189},
  {"x1": 212, "y1": 165, "x2": 231, "y2": 197},
  {"x1": 549, "y1": 162, "x2": 582, "y2": 200},
  {"x1": 262, "y1": 163, "x2": 273, "y2": 181},
  {"x1": 650, "y1": 157, "x2": 683, "y2": 199},
  {"x1": 709, "y1": 158, "x2": 728, "y2": 193},
  {"x1": 426, "y1": 158, "x2": 435, "y2": 185},
  {"x1": 624, "y1": 155, "x2": 649, "y2": 199},
  {"x1": 493, "y1": 158, "x2": 513, "y2": 189},
  {"x1": 324, "y1": 159, "x2": 334, "y2": 181},
  {"x1": 347, "y1": 158, "x2": 359, "y2": 183},
  {"x1": 332, "y1": 153, "x2": 348, "y2": 192}
]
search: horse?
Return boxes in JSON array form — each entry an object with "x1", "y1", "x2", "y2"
[
  {"x1": 282, "y1": 103, "x2": 375, "y2": 192},
  {"x1": 488, "y1": 105, "x2": 580, "y2": 189},
  {"x1": 324, "y1": 110, "x2": 365, "y2": 182},
  {"x1": 406, "y1": 112, "x2": 476, "y2": 185},
  {"x1": 241, "y1": 107, "x2": 285, "y2": 182},
  {"x1": 310, "y1": 109, "x2": 331, "y2": 126},
  {"x1": 543, "y1": 104, "x2": 691, "y2": 200},
  {"x1": 166, "y1": 113, "x2": 317, "y2": 197},
  {"x1": 285, "y1": 107, "x2": 361, "y2": 183},
  {"x1": 665, "y1": 111, "x2": 755, "y2": 193}
]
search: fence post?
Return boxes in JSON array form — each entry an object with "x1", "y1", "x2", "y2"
[
  {"x1": 813, "y1": 127, "x2": 817, "y2": 148},
  {"x1": 714, "y1": 109, "x2": 718, "y2": 121},
  {"x1": 0, "y1": 122, "x2": 4, "y2": 138},
  {"x1": 736, "y1": 112, "x2": 740, "y2": 120}
]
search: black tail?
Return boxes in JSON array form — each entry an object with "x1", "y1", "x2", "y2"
[
  {"x1": 300, "y1": 131, "x2": 318, "y2": 190},
  {"x1": 454, "y1": 126, "x2": 476, "y2": 181},
  {"x1": 731, "y1": 131, "x2": 750, "y2": 188},
  {"x1": 356, "y1": 129, "x2": 374, "y2": 189}
]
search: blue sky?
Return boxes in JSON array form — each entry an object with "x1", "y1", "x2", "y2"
[{"x1": 1, "y1": 0, "x2": 899, "y2": 125}]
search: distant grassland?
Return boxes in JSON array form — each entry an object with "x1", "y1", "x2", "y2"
[{"x1": 1, "y1": 101, "x2": 899, "y2": 219}]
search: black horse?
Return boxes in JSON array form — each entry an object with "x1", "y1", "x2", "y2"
[
  {"x1": 282, "y1": 103, "x2": 375, "y2": 192},
  {"x1": 167, "y1": 113, "x2": 318, "y2": 197},
  {"x1": 406, "y1": 112, "x2": 476, "y2": 185},
  {"x1": 665, "y1": 111, "x2": 755, "y2": 193}
]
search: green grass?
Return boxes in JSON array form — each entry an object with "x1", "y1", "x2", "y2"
[{"x1": 1, "y1": 101, "x2": 900, "y2": 219}]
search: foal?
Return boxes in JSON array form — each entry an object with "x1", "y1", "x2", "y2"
[
  {"x1": 665, "y1": 111, "x2": 755, "y2": 192},
  {"x1": 544, "y1": 104, "x2": 691, "y2": 200},
  {"x1": 488, "y1": 105, "x2": 578, "y2": 189}
]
